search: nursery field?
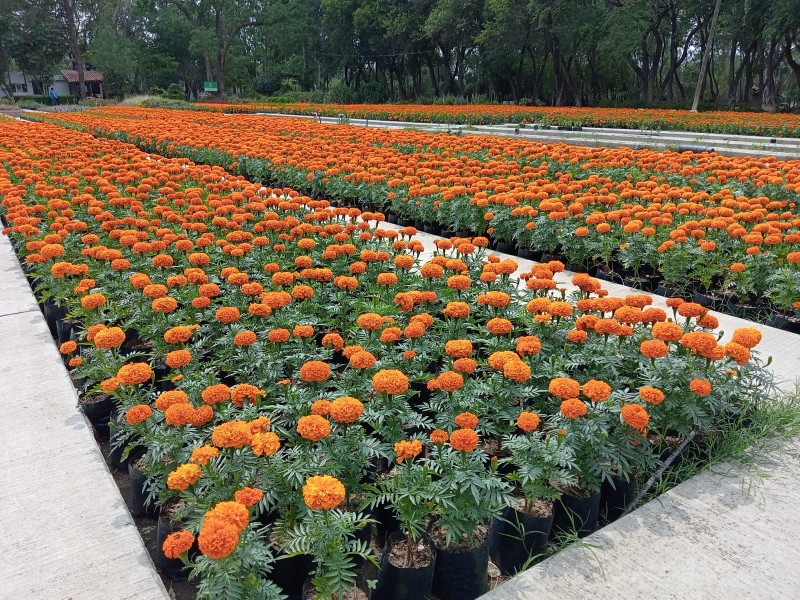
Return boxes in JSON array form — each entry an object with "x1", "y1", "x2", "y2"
[
  {"x1": 0, "y1": 112, "x2": 791, "y2": 599},
  {"x1": 36, "y1": 106, "x2": 800, "y2": 329},
  {"x1": 192, "y1": 102, "x2": 800, "y2": 138}
]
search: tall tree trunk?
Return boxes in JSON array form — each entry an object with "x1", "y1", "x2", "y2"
[
  {"x1": 761, "y1": 36, "x2": 779, "y2": 112},
  {"x1": 61, "y1": 0, "x2": 86, "y2": 99},
  {"x1": 691, "y1": 0, "x2": 721, "y2": 111}
]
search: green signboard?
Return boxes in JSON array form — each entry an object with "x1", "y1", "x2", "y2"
[{"x1": 203, "y1": 81, "x2": 218, "y2": 92}]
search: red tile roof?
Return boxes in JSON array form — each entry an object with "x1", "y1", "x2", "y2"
[{"x1": 60, "y1": 70, "x2": 103, "y2": 83}]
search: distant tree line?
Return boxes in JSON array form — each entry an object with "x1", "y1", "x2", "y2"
[{"x1": 3, "y1": 0, "x2": 800, "y2": 110}]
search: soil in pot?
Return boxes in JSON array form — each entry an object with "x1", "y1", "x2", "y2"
[
  {"x1": 301, "y1": 579, "x2": 368, "y2": 600},
  {"x1": 599, "y1": 476, "x2": 637, "y2": 525},
  {"x1": 430, "y1": 524, "x2": 489, "y2": 600},
  {"x1": 550, "y1": 484, "x2": 600, "y2": 539},
  {"x1": 490, "y1": 498, "x2": 553, "y2": 576},
  {"x1": 79, "y1": 393, "x2": 114, "y2": 439},
  {"x1": 156, "y1": 502, "x2": 192, "y2": 580},
  {"x1": 372, "y1": 532, "x2": 436, "y2": 600}
]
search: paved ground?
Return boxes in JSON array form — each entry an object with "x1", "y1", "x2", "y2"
[{"x1": 0, "y1": 234, "x2": 169, "y2": 600}]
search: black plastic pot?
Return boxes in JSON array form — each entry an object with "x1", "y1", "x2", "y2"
[
  {"x1": 272, "y1": 551, "x2": 314, "y2": 600},
  {"x1": 489, "y1": 505, "x2": 553, "y2": 576},
  {"x1": 414, "y1": 219, "x2": 426, "y2": 231},
  {"x1": 373, "y1": 501, "x2": 401, "y2": 549},
  {"x1": 156, "y1": 508, "x2": 190, "y2": 580},
  {"x1": 128, "y1": 461, "x2": 158, "y2": 517},
  {"x1": 551, "y1": 491, "x2": 600, "y2": 539},
  {"x1": 41, "y1": 300, "x2": 65, "y2": 341},
  {"x1": 423, "y1": 223, "x2": 441, "y2": 236},
  {"x1": 372, "y1": 532, "x2": 436, "y2": 600},
  {"x1": 80, "y1": 394, "x2": 114, "y2": 439},
  {"x1": 431, "y1": 530, "x2": 489, "y2": 600},
  {"x1": 600, "y1": 476, "x2": 637, "y2": 525}
]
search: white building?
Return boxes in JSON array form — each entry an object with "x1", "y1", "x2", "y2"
[{"x1": 7, "y1": 70, "x2": 103, "y2": 99}]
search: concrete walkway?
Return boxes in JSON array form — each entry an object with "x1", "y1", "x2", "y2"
[
  {"x1": 481, "y1": 436, "x2": 800, "y2": 600},
  {"x1": 0, "y1": 234, "x2": 169, "y2": 600}
]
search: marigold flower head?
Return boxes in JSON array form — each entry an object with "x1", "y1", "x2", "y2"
[
  {"x1": 303, "y1": 475, "x2": 346, "y2": 510},
  {"x1": 215, "y1": 306, "x2": 240, "y2": 324},
  {"x1": 329, "y1": 396, "x2": 364, "y2": 423},
  {"x1": 234, "y1": 487, "x2": 264, "y2": 508},
  {"x1": 349, "y1": 350, "x2": 377, "y2": 369},
  {"x1": 486, "y1": 317, "x2": 513, "y2": 335},
  {"x1": 639, "y1": 386, "x2": 665, "y2": 405},
  {"x1": 162, "y1": 530, "x2": 195, "y2": 559},
  {"x1": 198, "y1": 517, "x2": 240, "y2": 559},
  {"x1": 477, "y1": 291, "x2": 511, "y2": 308},
  {"x1": 357, "y1": 312, "x2": 385, "y2": 331},
  {"x1": 725, "y1": 342, "x2": 751, "y2": 365},
  {"x1": 488, "y1": 350, "x2": 521, "y2": 370},
  {"x1": 450, "y1": 428, "x2": 479, "y2": 452},
  {"x1": 231, "y1": 384, "x2": 264, "y2": 407},
  {"x1": 299, "y1": 360, "x2": 331, "y2": 382},
  {"x1": 620, "y1": 404, "x2": 650, "y2": 431},
  {"x1": 372, "y1": 369, "x2": 409, "y2": 395},
  {"x1": 445, "y1": 339, "x2": 473, "y2": 358},
  {"x1": 80, "y1": 293, "x2": 106, "y2": 309},
  {"x1": 503, "y1": 359, "x2": 531, "y2": 382},
  {"x1": 454, "y1": 412, "x2": 479, "y2": 429},
  {"x1": 731, "y1": 327, "x2": 762, "y2": 349},
  {"x1": 293, "y1": 324, "x2": 314, "y2": 338},
  {"x1": 268, "y1": 328, "x2": 290, "y2": 343},
  {"x1": 190, "y1": 445, "x2": 220, "y2": 465},
  {"x1": 164, "y1": 403, "x2": 195, "y2": 426},
  {"x1": 443, "y1": 301, "x2": 470, "y2": 318},
  {"x1": 202, "y1": 384, "x2": 231, "y2": 405},
  {"x1": 517, "y1": 411, "x2": 540, "y2": 432},
  {"x1": 560, "y1": 398, "x2": 588, "y2": 419},
  {"x1": 690, "y1": 378, "x2": 713, "y2": 397},
  {"x1": 437, "y1": 370, "x2": 464, "y2": 392},
  {"x1": 652, "y1": 322, "x2": 684, "y2": 342},
  {"x1": 125, "y1": 404, "x2": 152, "y2": 425},
  {"x1": 640, "y1": 339, "x2": 669, "y2": 359},
  {"x1": 167, "y1": 463, "x2": 203, "y2": 491},
  {"x1": 567, "y1": 329, "x2": 588, "y2": 343},
  {"x1": 59, "y1": 340, "x2": 77, "y2": 354},
  {"x1": 516, "y1": 335, "x2": 542, "y2": 357},
  {"x1": 582, "y1": 379, "x2": 612, "y2": 402},
  {"x1": 152, "y1": 297, "x2": 178, "y2": 313},
  {"x1": 297, "y1": 414, "x2": 331, "y2": 441},
  {"x1": 116, "y1": 362, "x2": 153, "y2": 385},
  {"x1": 311, "y1": 399, "x2": 332, "y2": 415},
  {"x1": 251, "y1": 432, "x2": 281, "y2": 456},
  {"x1": 233, "y1": 330, "x2": 257, "y2": 346},
  {"x1": 165, "y1": 349, "x2": 192, "y2": 369},
  {"x1": 549, "y1": 377, "x2": 581, "y2": 399},
  {"x1": 206, "y1": 501, "x2": 250, "y2": 533},
  {"x1": 394, "y1": 439, "x2": 423, "y2": 463},
  {"x1": 430, "y1": 429, "x2": 449, "y2": 444},
  {"x1": 453, "y1": 358, "x2": 478, "y2": 373},
  {"x1": 212, "y1": 421, "x2": 253, "y2": 448},
  {"x1": 163, "y1": 325, "x2": 194, "y2": 344},
  {"x1": 321, "y1": 332, "x2": 344, "y2": 350},
  {"x1": 100, "y1": 377, "x2": 120, "y2": 392}
]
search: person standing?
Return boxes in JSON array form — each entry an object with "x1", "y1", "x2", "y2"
[{"x1": 49, "y1": 86, "x2": 58, "y2": 106}]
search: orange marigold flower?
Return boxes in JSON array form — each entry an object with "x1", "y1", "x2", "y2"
[
  {"x1": 116, "y1": 362, "x2": 153, "y2": 385},
  {"x1": 549, "y1": 377, "x2": 581, "y2": 399},
  {"x1": 725, "y1": 342, "x2": 751, "y2": 365},
  {"x1": 380, "y1": 327, "x2": 402, "y2": 343},
  {"x1": 206, "y1": 501, "x2": 250, "y2": 533},
  {"x1": 547, "y1": 301, "x2": 573, "y2": 318},
  {"x1": 516, "y1": 335, "x2": 542, "y2": 357},
  {"x1": 503, "y1": 359, "x2": 531, "y2": 382},
  {"x1": 350, "y1": 350, "x2": 377, "y2": 369},
  {"x1": 730, "y1": 262, "x2": 746, "y2": 273},
  {"x1": 202, "y1": 384, "x2": 231, "y2": 405},
  {"x1": 59, "y1": 340, "x2": 77, "y2": 354},
  {"x1": 567, "y1": 329, "x2": 588, "y2": 343},
  {"x1": 297, "y1": 414, "x2": 331, "y2": 441},
  {"x1": 443, "y1": 301, "x2": 470, "y2": 318},
  {"x1": 640, "y1": 339, "x2": 669, "y2": 359},
  {"x1": 303, "y1": 475, "x2": 346, "y2": 510},
  {"x1": 100, "y1": 377, "x2": 120, "y2": 392},
  {"x1": 191, "y1": 405, "x2": 214, "y2": 427},
  {"x1": 394, "y1": 439, "x2": 423, "y2": 463},
  {"x1": 639, "y1": 386, "x2": 665, "y2": 405},
  {"x1": 93, "y1": 326, "x2": 125, "y2": 349},
  {"x1": 234, "y1": 487, "x2": 264, "y2": 508},
  {"x1": 231, "y1": 384, "x2": 264, "y2": 407},
  {"x1": 192, "y1": 296, "x2": 212, "y2": 309},
  {"x1": 164, "y1": 325, "x2": 194, "y2": 344},
  {"x1": 445, "y1": 339, "x2": 473, "y2": 358},
  {"x1": 689, "y1": 378, "x2": 713, "y2": 397},
  {"x1": 151, "y1": 297, "x2": 178, "y2": 313},
  {"x1": 620, "y1": 404, "x2": 650, "y2": 431},
  {"x1": 488, "y1": 350, "x2": 520, "y2": 370},
  {"x1": 162, "y1": 530, "x2": 195, "y2": 559},
  {"x1": 299, "y1": 360, "x2": 331, "y2": 382},
  {"x1": 450, "y1": 428, "x2": 479, "y2": 452},
  {"x1": 311, "y1": 399, "x2": 332, "y2": 415},
  {"x1": 211, "y1": 421, "x2": 253, "y2": 448},
  {"x1": 677, "y1": 302, "x2": 706, "y2": 318},
  {"x1": 164, "y1": 403, "x2": 195, "y2": 426},
  {"x1": 251, "y1": 432, "x2": 281, "y2": 456},
  {"x1": 125, "y1": 404, "x2": 152, "y2": 425},
  {"x1": 437, "y1": 371, "x2": 464, "y2": 392},
  {"x1": 486, "y1": 317, "x2": 513, "y2": 335},
  {"x1": 167, "y1": 463, "x2": 203, "y2": 491},
  {"x1": 198, "y1": 517, "x2": 240, "y2": 559},
  {"x1": 517, "y1": 411, "x2": 540, "y2": 432},
  {"x1": 560, "y1": 398, "x2": 588, "y2": 419},
  {"x1": 268, "y1": 328, "x2": 290, "y2": 343},
  {"x1": 403, "y1": 350, "x2": 417, "y2": 360},
  {"x1": 372, "y1": 369, "x2": 409, "y2": 395},
  {"x1": 166, "y1": 349, "x2": 192, "y2": 369},
  {"x1": 697, "y1": 313, "x2": 719, "y2": 329},
  {"x1": 293, "y1": 325, "x2": 314, "y2": 338},
  {"x1": 80, "y1": 293, "x2": 106, "y2": 309},
  {"x1": 69, "y1": 357, "x2": 83, "y2": 367},
  {"x1": 477, "y1": 291, "x2": 512, "y2": 308},
  {"x1": 731, "y1": 327, "x2": 762, "y2": 349},
  {"x1": 321, "y1": 332, "x2": 344, "y2": 350},
  {"x1": 330, "y1": 396, "x2": 364, "y2": 423},
  {"x1": 652, "y1": 322, "x2": 684, "y2": 342},
  {"x1": 155, "y1": 390, "x2": 190, "y2": 411},
  {"x1": 454, "y1": 412, "x2": 479, "y2": 429},
  {"x1": 86, "y1": 323, "x2": 106, "y2": 342},
  {"x1": 357, "y1": 312, "x2": 385, "y2": 331},
  {"x1": 233, "y1": 330, "x2": 257, "y2": 346},
  {"x1": 582, "y1": 379, "x2": 612, "y2": 402},
  {"x1": 215, "y1": 306, "x2": 240, "y2": 324},
  {"x1": 190, "y1": 445, "x2": 220, "y2": 465},
  {"x1": 430, "y1": 429, "x2": 449, "y2": 444},
  {"x1": 453, "y1": 358, "x2": 478, "y2": 373}
]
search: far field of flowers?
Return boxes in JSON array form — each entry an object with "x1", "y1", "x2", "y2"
[
  {"x1": 194, "y1": 101, "x2": 800, "y2": 137},
  {"x1": 36, "y1": 107, "x2": 800, "y2": 328},
  {"x1": 0, "y1": 115, "x2": 777, "y2": 599}
]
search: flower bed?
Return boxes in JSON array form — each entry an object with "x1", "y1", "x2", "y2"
[
  {"x1": 0, "y1": 117, "x2": 777, "y2": 599},
  {"x1": 193, "y1": 101, "x2": 800, "y2": 138},
  {"x1": 33, "y1": 107, "x2": 800, "y2": 327}
]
